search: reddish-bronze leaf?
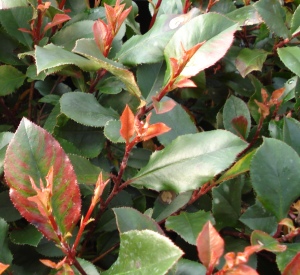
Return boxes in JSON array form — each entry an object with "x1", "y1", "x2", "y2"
[
  {"x1": 4, "y1": 118, "x2": 81, "y2": 242},
  {"x1": 0, "y1": 263, "x2": 9, "y2": 275},
  {"x1": 120, "y1": 105, "x2": 135, "y2": 144},
  {"x1": 283, "y1": 252, "x2": 300, "y2": 275},
  {"x1": 196, "y1": 221, "x2": 224, "y2": 271},
  {"x1": 153, "y1": 98, "x2": 176, "y2": 114},
  {"x1": 174, "y1": 77, "x2": 197, "y2": 89},
  {"x1": 44, "y1": 14, "x2": 71, "y2": 32},
  {"x1": 231, "y1": 116, "x2": 248, "y2": 139},
  {"x1": 141, "y1": 123, "x2": 171, "y2": 141}
]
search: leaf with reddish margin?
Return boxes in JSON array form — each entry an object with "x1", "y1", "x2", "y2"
[
  {"x1": 120, "y1": 105, "x2": 135, "y2": 144},
  {"x1": 283, "y1": 252, "x2": 300, "y2": 275},
  {"x1": 196, "y1": 221, "x2": 224, "y2": 272},
  {"x1": 44, "y1": 14, "x2": 71, "y2": 32},
  {"x1": 4, "y1": 118, "x2": 81, "y2": 242}
]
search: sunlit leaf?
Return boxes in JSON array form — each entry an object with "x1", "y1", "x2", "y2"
[
  {"x1": 251, "y1": 230, "x2": 286, "y2": 252},
  {"x1": 120, "y1": 105, "x2": 135, "y2": 143}
]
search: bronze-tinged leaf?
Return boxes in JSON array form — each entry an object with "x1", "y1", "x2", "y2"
[
  {"x1": 0, "y1": 263, "x2": 9, "y2": 275},
  {"x1": 153, "y1": 98, "x2": 176, "y2": 114},
  {"x1": 231, "y1": 116, "x2": 248, "y2": 139},
  {"x1": 120, "y1": 105, "x2": 135, "y2": 144},
  {"x1": 141, "y1": 122, "x2": 171, "y2": 141},
  {"x1": 4, "y1": 118, "x2": 81, "y2": 242},
  {"x1": 283, "y1": 252, "x2": 300, "y2": 275},
  {"x1": 196, "y1": 221, "x2": 224, "y2": 272},
  {"x1": 44, "y1": 14, "x2": 71, "y2": 32}
]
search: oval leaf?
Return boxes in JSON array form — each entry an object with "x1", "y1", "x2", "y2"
[
  {"x1": 4, "y1": 118, "x2": 81, "y2": 242},
  {"x1": 102, "y1": 230, "x2": 183, "y2": 275},
  {"x1": 250, "y1": 138, "x2": 300, "y2": 221},
  {"x1": 196, "y1": 221, "x2": 224, "y2": 271},
  {"x1": 278, "y1": 47, "x2": 300, "y2": 78},
  {"x1": 0, "y1": 65, "x2": 26, "y2": 96},
  {"x1": 131, "y1": 130, "x2": 247, "y2": 193},
  {"x1": 251, "y1": 230, "x2": 286, "y2": 253}
]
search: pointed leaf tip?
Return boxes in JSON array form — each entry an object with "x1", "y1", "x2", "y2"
[{"x1": 120, "y1": 105, "x2": 135, "y2": 144}]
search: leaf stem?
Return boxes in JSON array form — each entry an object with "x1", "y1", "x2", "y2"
[
  {"x1": 148, "y1": 0, "x2": 162, "y2": 29},
  {"x1": 58, "y1": 0, "x2": 67, "y2": 10}
]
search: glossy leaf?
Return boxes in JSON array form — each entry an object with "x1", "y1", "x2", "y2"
[
  {"x1": 131, "y1": 130, "x2": 247, "y2": 193},
  {"x1": 223, "y1": 95, "x2": 251, "y2": 138},
  {"x1": 276, "y1": 244, "x2": 300, "y2": 272},
  {"x1": 0, "y1": 132, "x2": 13, "y2": 174},
  {"x1": 164, "y1": 13, "x2": 239, "y2": 78},
  {"x1": 113, "y1": 207, "x2": 164, "y2": 234},
  {"x1": 104, "y1": 120, "x2": 125, "y2": 143},
  {"x1": 10, "y1": 224, "x2": 43, "y2": 247},
  {"x1": 291, "y1": 5, "x2": 300, "y2": 35},
  {"x1": 235, "y1": 48, "x2": 268, "y2": 78},
  {"x1": 60, "y1": 92, "x2": 118, "y2": 127},
  {"x1": 120, "y1": 105, "x2": 135, "y2": 143},
  {"x1": 102, "y1": 230, "x2": 183, "y2": 275},
  {"x1": 0, "y1": 0, "x2": 27, "y2": 8},
  {"x1": 239, "y1": 201, "x2": 277, "y2": 235},
  {"x1": 4, "y1": 118, "x2": 81, "y2": 242},
  {"x1": 278, "y1": 47, "x2": 300, "y2": 78},
  {"x1": 150, "y1": 99, "x2": 198, "y2": 146},
  {"x1": 51, "y1": 20, "x2": 94, "y2": 51},
  {"x1": 250, "y1": 230, "x2": 286, "y2": 252},
  {"x1": 72, "y1": 258, "x2": 100, "y2": 275},
  {"x1": 0, "y1": 65, "x2": 26, "y2": 96},
  {"x1": 283, "y1": 252, "x2": 300, "y2": 275},
  {"x1": 253, "y1": 0, "x2": 290, "y2": 39},
  {"x1": 73, "y1": 39, "x2": 142, "y2": 98},
  {"x1": 283, "y1": 117, "x2": 300, "y2": 156},
  {"x1": 196, "y1": 221, "x2": 224, "y2": 271},
  {"x1": 250, "y1": 138, "x2": 300, "y2": 221},
  {"x1": 226, "y1": 5, "x2": 262, "y2": 26},
  {"x1": 171, "y1": 259, "x2": 206, "y2": 275},
  {"x1": 0, "y1": 218, "x2": 12, "y2": 265},
  {"x1": 212, "y1": 179, "x2": 243, "y2": 229},
  {"x1": 165, "y1": 210, "x2": 215, "y2": 245},
  {"x1": 116, "y1": 9, "x2": 199, "y2": 66}
]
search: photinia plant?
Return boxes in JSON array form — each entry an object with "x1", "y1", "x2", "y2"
[{"x1": 1, "y1": 0, "x2": 300, "y2": 274}]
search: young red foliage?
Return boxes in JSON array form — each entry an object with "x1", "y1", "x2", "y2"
[
  {"x1": 120, "y1": 104, "x2": 135, "y2": 144},
  {"x1": 93, "y1": 19, "x2": 113, "y2": 57},
  {"x1": 231, "y1": 116, "x2": 248, "y2": 139},
  {"x1": 196, "y1": 221, "x2": 224, "y2": 274},
  {"x1": 0, "y1": 263, "x2": 9, "y2": 275},
  {"x1": 152, "y1": 97, "x2": 176, "y2": 114},
  {"x1": 44, "y1": 14, "x2": 71, "y2": 32},
  {"x1": 283, "y1": 252, "x2": 300, "y2": 275}
]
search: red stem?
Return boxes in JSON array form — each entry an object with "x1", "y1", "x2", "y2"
[
  {"x1": 183, "y1": 0, "x2": 192, "y2": 13},
  {"x1": 149, "y1": 0, "x2": 162, "y2": 29},
  {"x1": 58, "y1": 0, "x2": 67, "y2": 10}
]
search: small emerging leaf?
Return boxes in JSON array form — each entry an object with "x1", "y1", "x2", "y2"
[
  {"x1": 120, "y1": 105, "x2": 135, "y2": 144},
  {"x1": 44, "y1": 14, "x2": 71, "y2": 32}
]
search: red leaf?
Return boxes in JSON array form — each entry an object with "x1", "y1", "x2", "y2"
[
  {"x1": 141, "y1": 122, "x2": 171, "y2": 141},
  {"x1": 120, "y1": 105, "x2": 135, "y2": 144},
  {"x1": 4, "y1": 118, "x2": 81, "y2": 242},
  {"x1": 283, "y1": 252, "x2": 300, "y2": 275},
  {"x1": 44, "y1": 14, "x2": 71, "y2": 32},
  {"x1": 153, "y1": 98, "x2": 176, "y2": 114},
  {"x1": 231, "y1": 116, "x2": 248, "y2": 139},
  {"x1": 174, "y1": 77, "x2": 197, "y2": 88},
  {"x1": 93, "y1": 19, "x2": 112, "y2": 56},
  {"x1": 196, "y1": 221, "x2": 224, "y2": 271},
  {"x1": 224, "y1": 264, "x2": 259, "y2": 275},
  {"x1": 0, "y1": 263, "x2": 9, "y2": 275}
]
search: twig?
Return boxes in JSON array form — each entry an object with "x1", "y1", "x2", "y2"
[{"x1": 148, "y1": 0, "x2": 162, "y2": 29}]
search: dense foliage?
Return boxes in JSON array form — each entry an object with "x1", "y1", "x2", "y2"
[{"x1": 1, "y1": 0, "x2": 300, "y2": 274}]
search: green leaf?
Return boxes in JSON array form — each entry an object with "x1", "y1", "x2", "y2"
[
  {"x1": 55, "y1": 121, "x2": 105, "y2": 158},
  {"x1": 0, "y1": 0, "x2": 27, "y2": 8},
  {"x1": 102, "y1": 230, "x2": 183, "y2": 275},
  {"x1": 276, "y1": 244, "x2": 300, "y2": 272},
  {"x1": 113, "y1": 207, "x2": 164, "y2": 234},
  {"x1": 36, "y1": 238, "x2": 64, "y2": 257},
  {"x1": 51, "y1": 20, "x2": 95, "y2": 51},
  {"x1": 169, "y1": 259, "x2": 206, "y2": 275},
  {"x1": 97, "y1": 77, "x2": 125, "y2": 95},
  {"x1": 251, "y1": 230, "x2": 286, "y2": 252},
  {"x1": 72, "y1": 258, "x2": 100, "y2": 275},
  {"x1": 291, "y1": 5, "x2": 300, "y2": 35},
  {"x1": 165, "y1": 210, "x2": 215, "y2": 245},
  {"x1": 153, "y1": 191, "x2": 193, "y2": 222},
  {"x1": 4, "y1": 118, "x2": 81, "y2": 243},
  {"x1": 283, "y1": 117, "x2": 300, "y2": 156},
  {"x1": 35, "y1": 43, "x2": 101, "y2": 74},
  {"x1": 164, "y1": 13, "x2": 238, "y2": 78},
  {"x1": 68, "y1": 154, "x2": 102, "y2": 185},
  {"x1": 0, "y1": 65, "x2": 26, "y2": 96},
  {"x1": 0, "y1": 218, "x2": 13, "y2": 264},
  {"x1": 10, "y1": 224, "x2": 43, "y2": 247},
  {"x1": 73, "y1": 39, "x2": 142, "y2": 98},
  {"x1": 0, "y1": 7, "x2": 33, "y2": 48},
  {"x1": 235, "y1": 48, "x2": 269, "y2": 78},
  {"x1": 0, "y1": 132, "x2": 13, "y2": 174},
  {"x1": 269, "y1": 119, "x2": 284, "y2": 140},
  {"x1": 239, "y1": 200, "x2": 277, "y2": 235},
  {"x1": 250, "y1": 138, "x2": 300, "y2": 221},
  {"x1": 212, "y1": 179, "x2": 243, "y2": 229},
  {"x1": 226, "y1": 5, "x2": 263, "y2": 26},
  {"x1": 131, "y1": 130, "x2": 247, "y2": 193},
  {"x1": 0, "y1": 191, "x2": 21, "y2": 222},
  {"x1": 116, "y1": 9, "x2": 199, "y2": 66},
  {"x1": 223, "y1": 95, "x2": 251, "y2": 138},
  {"x1": 60, "y1": 92, "x2": 118, "y2": 127},
  {"x1": 150, "y1": 99, "x2": 198, "y2": 146},
  {"x1": 254, "y1": 0, "x2": 290, "y2": 39},
  {"x1": 278, "y1": 47, "x2": 300, "y2": 78},
  {"x1": 104, "y1": 120, "x2": 125, "y2": 143},
  {"x1": 217, "y1": 150, "x2": 256, "y2": 184}
]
